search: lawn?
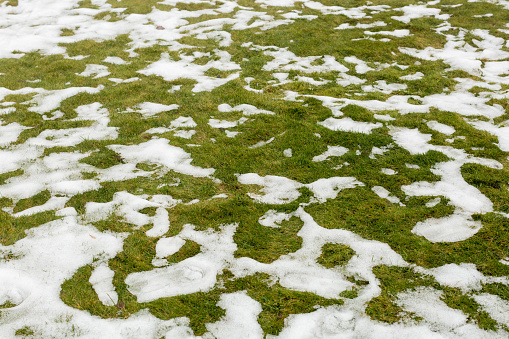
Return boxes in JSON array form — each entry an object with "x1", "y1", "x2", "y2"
[{"x1": 0, "y1": 0, "x2": 509, "y2": 337}]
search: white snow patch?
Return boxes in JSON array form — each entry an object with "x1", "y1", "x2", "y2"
[
  {"x1": 312, "y1": 146, "x2": 349, "y2": 162},
  {"x1": 76, "y1": 64, "x2": 110, "y2": 78},
  {"x1": 318, "y1": 117, "x2": 382, "y2": 134},
  {"x1": 109, "y1": 139, "x2": 215, "y2": 178},
  {"x1": 427, "y1": 120, "x2": 456, "y2": 135},
  {"x1": 89, "y1": 264, "x2": 118, "y2": 306}
]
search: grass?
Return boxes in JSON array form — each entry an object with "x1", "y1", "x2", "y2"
[{"x1": 1, "y1": 0, "x2": 509, "y2": 336}]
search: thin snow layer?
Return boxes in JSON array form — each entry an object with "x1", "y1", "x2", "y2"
[
  {"x1": 389, "y1": 127, "x2": 433, "y2": 154},
  {"x1": 139, "y1": 52, "x2": 240, "y2": 92},
  {"x1": 89, "y1": 264, "x2": 118, "y2": 306},
  {"x1": 2, "y1": 0, "x2": 509, "y2": 336},
  {"x1": 468, "y1": 119, "x2": 509, "y2": 152},
  {"x1": 232, "y1": 208, "x2": 407, "y2": 299},
  {"x1": 473, "y1": 293, "x2": 509, "y2": 327},
  {"x1": 427, "y1": 263, "x2": 484, "y2": 292},
  {"x1": 0, "y1": 122, "x2": 30, "y2": 147},
  {"x1": 312, "y1": 146, "x2": 349, "y2": 162},
  {"x1": 206, "y1": 292, "x2": 263, "y2": 339},
  {"x1": 371, "y1": 186, "x2": 403, "y2": 205},
  {"x1": 427, "y1": 120, "x2": 456, "y2": 135},
  {"x1": 318, "y1": 117, "x2": 382, "y2": 134},
  {"x1": 27, "y1": 86, "x2": 104, "y2": 114},
  {"x1": 126, "y1": 102, "x2": 179, "y2": 118},
  {"x1": 237, "y1": 174, "x2": 363, "y2": 204},
  {"x1": 126, "y1": 224, "x2": 238, "y2": 302},
  {"x1": 218, "y1": 103, "x2": 274, "y2": 115},
  {"x1": 396, "y1": 287, "x2": 468, "y2": 331},
  {"x1": 77, "y1": 64, "x2": 110, "y2": 78},
  {"x1": 108, "y1": 139, "x2": 215, "y2": 177}
]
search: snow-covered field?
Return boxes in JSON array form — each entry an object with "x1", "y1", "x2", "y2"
[{"x1": 0, "y1": 0, "x2": 509, "y2": 337}]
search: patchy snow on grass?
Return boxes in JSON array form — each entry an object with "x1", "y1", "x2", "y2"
[{"x1": 1, "y1": 0, "x2": 509, "y2": 337}]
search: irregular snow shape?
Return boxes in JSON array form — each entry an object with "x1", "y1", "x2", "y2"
[
  {"x1": 473, "y1": 293, "x2": 509, "y2": 327},
  {"x1": 318, "y1": 118, "x2": 382, "y2": 134},
  {"x1": 103, "y1": 56, "x2": 128, "y2": 65},
  {"x1": 0, "y1": 215, "x2": 124, "y2": 288},
  {"x1": 109, "y1": 77, "x2": 140, "y2": 84},
  {"x1": 218, "y1": 103, "x2": 274, "y2": 115},
  {"x1": 411, "y1": 211, "x2": 482, "y2": 243},
  {"x1": 294, "y1": 76, "x2": 329, "y2": 86},
  {"x1": 258, "y1": 209, "x2": 293, "y2": 228},
  {"x1": 85, "y1": 191, "x2": 158, "y2": 226},
  {"x1": 403, "y1": 160, "x2": 494, "y2": 215},
  {"x1": 392, "y1": 4, "x2": 447, "y2": 24},
  {"x1": 381, "y1": 168, "x2": 397, "y2": 175},
  {"x1": 208, "y1": 117, "x2": 248, "y2": 128},
  {"x1": 170, "y1": 116, "x2": 197, "y2": 128},
  {"x1": 373, "y1": 114, "x2": 396, "y2": 121},
  {"x1": 146, "y1": 207, "x2": 170, "y2": 237},
  {"x1": 0, "y1": 106, "x2": 16, "y2": 115},
  {"x1": 89, "y1": 264, "x2": 118, "y2": 306},
  {"x1": 238, "y1": 173, "x2": 302, "y2": 204},
  {"x1": 0, "y1": 152, "x2": 99, "y2": 201},
  {"x1": 125, "y1": 224, "x2": 238, "y2": 302},
  {"x1": 427, "y1": 121, "x2": 455, "y2": 135},
  {"x1": 425, "y1": 197, "x2": 441, "y2": 207},
  {"x1": 0, "y1": 122, "x2": 30, "y2": 147},
  {"x1": 206, "y1": 291, "x2": 263, "y2": 339},
  {"x1": 144, "y1": 127, "x2": 171, "y2": 134},
  {"x1": 13, "y1": 196, "x2": 69, "y2": 217},
  {"x1": 0, "y1": 268, "x2": 39, "y2": 307},
  {"x1": 362, "y1": 80, "x2": 407, "y2": 94},
  {"x1": 306, "y1": 177, "x2": 364, "y2": 203},
  {"x1": 109, "y1": 138, "x2": 215, "y2": 177},
  {"x1": 174, "y1": 129, "x2": 196, "y2": 139},
  {"x1": 225, "y1": 130, "x2": 240, "y2": 137},
  {"x1": 249, "y1": 137, "x2": 275, "y2": 149},
  {"x1": 155, "y1": 236, "x2": 186, "y2": 258},
  {"x1": 406, "y1": 163, "x2": 420, "y2": 169},
  {"x1": 127, "y1": 102, "x2": 179, "y2": 118},
  {"x1": 76, "y1": 64, "x2": 110, "y2": 78},
  {"x1": 27, "y1": 86, "x2": 103, "y2": 114},
  {"x1": 263, "y1": 48, "x2": 348, "y2": 73},
  {"x1": 397, "y1": 287, "x2": 467, "y2": 331},
  {"x1": 312, "y1": 146, "x2": 348, "y2": 162},
  {"x1": 232, "y1": 208, "x2": 407, "y2": 299},
  {"x1": 428, "y1": 263, "x2": 484, "y2": 292},
  {"x1": 336, "y1": 21, "x2": 386, "y2": 30},
  {"x1": 372, "y1": 186, "x2": 403, "y2": 205},
  {"x1": 369, "y1": 146, "x2": 390, "y2": 159},
  {"x1": 468, "y1": 119, "x2": 509, "y2": 152},
  {"x1": 364, "y1": 29, "x2": 410, "y2": 37},
  {"x1": 138, "y1": 52, "x2": 240, "y2": 92},
  {"x1": 344, "y1": 56, "x2": 374, "y2": 74},
  {"x1": 389, "y1": 127, "x2": 433, "y2": 154},
  {"x1": 399, "y1": 72, "x2": 424, "y2": 80}
]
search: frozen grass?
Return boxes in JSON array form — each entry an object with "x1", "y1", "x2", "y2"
[{"x1": 0, "y1": 0, "x2": 509, "y2": 337}]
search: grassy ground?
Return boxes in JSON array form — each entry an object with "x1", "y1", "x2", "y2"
[{"x1": 1, "y1": 0, "x2": 509, "y2": 337}]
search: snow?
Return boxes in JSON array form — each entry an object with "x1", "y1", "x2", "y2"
[
  {"x1": 312, "y1": 146, "x2": 349, "y2": 162},
  {"x1": 318, "y1": 117, "x2": 383, "y2": 134},
  {"x1": 89, "y1": 264, "x2": 118, "y2": 306},
  {"x1": 427, "y1": 120, "x2": 456, "y2": 135},
  {"x1": 109, "y1": 139, "x2": 215, "y2": 178},
  {"x1": 125, "y1": 102, "x2": 179, "y2": 118},
  {"x1": 1, "y1": 0, "x2": 509, "y2": 336},
  {"x1": 126, "y1": 224, "x2": 238, "y2": 302}
]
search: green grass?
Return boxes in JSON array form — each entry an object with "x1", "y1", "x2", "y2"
[{"x1": 1, "y1": 0, "x2": 509, "y2": 336}]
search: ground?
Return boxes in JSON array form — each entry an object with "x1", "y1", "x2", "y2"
[{"x1": 0, "y1": 0, "x2": 509, "y2": 337}]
